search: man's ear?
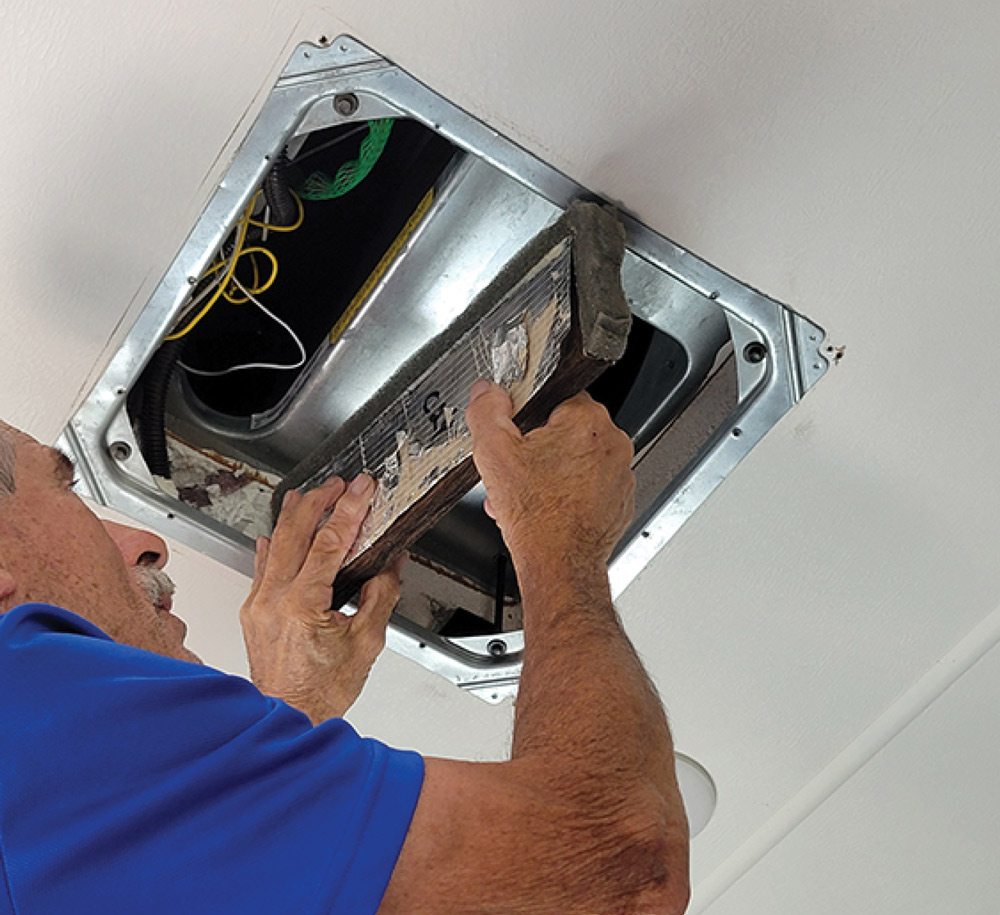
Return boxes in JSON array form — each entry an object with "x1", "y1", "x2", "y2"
[{"x1": 0, "y1": 567, "x2": 16, "y2": 607}]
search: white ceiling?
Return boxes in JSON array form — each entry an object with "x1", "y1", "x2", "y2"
[{"x1": 3, "y1": 1, "x2": 999, "y2": 911}]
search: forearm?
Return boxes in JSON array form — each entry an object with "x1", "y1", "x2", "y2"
[{"x1": 511, "y1": 555, "x2": 681, "y2": 806}]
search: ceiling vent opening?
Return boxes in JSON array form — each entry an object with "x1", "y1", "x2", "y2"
[{"x1": 62, "y1": 37, "x2": 830, "y2": 700}]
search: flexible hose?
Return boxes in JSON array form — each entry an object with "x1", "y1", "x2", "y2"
[
  {"x1": 262, "y1": 151, "x2": 298, "y2": 227},
  {"x1": 138, "y1": 339, "x2": 185, "y2": 478}
]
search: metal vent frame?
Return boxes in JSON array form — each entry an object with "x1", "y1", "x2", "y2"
[{"x1": 60, "y1": 36, "x2": 831, "y2": 701}]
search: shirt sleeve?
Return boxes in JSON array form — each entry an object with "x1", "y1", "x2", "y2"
[{"x1": 0, "y1": 603, "x2": 424, "y2": 915}]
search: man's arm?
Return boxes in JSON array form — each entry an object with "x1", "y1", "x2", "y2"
[
  {"x1": 240, "y1": 382, "x2": 690, "y2": 913},
  {"x1": 378, "y1": 384, "x2": 689, "y2": 914}
]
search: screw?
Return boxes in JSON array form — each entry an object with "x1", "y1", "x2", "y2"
[
  {"x1": 109, "y1": 441, "x2": 132, "y2": 462},
  {"x1": 743, "y1": 342, "x2": 767, "y2": 364},
  {"x1": 487, "y1": 639, "x2": 508, "y2": 658},
  {"x1": 334, "y1": 93, "x2": 359, "y2": 117}
]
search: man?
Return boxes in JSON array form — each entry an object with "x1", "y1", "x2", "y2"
[{"x1": 0, "y1": 381, "x2": 690, "y2": 914}]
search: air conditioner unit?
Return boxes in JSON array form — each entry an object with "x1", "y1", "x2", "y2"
[{"x1": 61, "y1": 37, "x2": 831, "y2": 701}]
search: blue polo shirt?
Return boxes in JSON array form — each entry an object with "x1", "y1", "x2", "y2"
[{"x1": 0, "y1": 603, "x2": 423, "y2": 914}]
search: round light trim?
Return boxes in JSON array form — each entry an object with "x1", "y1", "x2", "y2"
[{"x1": 675, "y1": 753, "x2": 717, "y2": 838}]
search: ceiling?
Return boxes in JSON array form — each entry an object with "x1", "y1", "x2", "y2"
[{"x1": 3, "y1": 1, "x2": 999, "y2": 911}]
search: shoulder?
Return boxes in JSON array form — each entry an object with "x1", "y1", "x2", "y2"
[{"x1": 0, "y1": 603, "x2": 425, "y2": 914}]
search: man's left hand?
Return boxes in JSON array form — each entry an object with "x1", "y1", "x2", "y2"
[{"x1": 239, "y1": 475, "x2": 402, "y2": 724}]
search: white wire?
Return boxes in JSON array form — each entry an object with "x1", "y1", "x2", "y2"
[
  {"x1": 178, "y1": 276, "x2": 307, "y2": 377},
  {"x1": 173, "y1": 261, "x2": 228, "y2": 326},
  {"x1": 292, "y1": 125, "x2": 367, "y2": 164}
]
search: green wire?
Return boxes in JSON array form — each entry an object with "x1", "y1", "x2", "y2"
[{"x1": 298, "y1": 119, "x2": 393, "y2": 200}]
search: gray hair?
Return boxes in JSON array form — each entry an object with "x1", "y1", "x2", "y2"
[{"x1": 0, "y1": 426, "x2": 15, "y2": 496}]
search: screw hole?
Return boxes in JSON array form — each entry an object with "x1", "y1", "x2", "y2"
[
  {"x1": 732, "y1": 428, "x2": 743, "y2": 438},
  {"x1": 743, "y1": 342, "x2": 768, "y2": 364},
  {"x1": 109, "y1": 441, "x2": 132, "y2": 462},
  {"x1": 487, "y1": 639, "x2": 508, "y2": 658},
  {"x1": 334, "y1": 93, "x2": 360, "y2": 117}
]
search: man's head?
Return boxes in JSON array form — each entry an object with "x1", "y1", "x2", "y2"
[{"x1": 0, "y1": 420, "x2": 198, "y2": 663}]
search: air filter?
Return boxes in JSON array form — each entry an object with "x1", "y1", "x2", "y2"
[{"x1": 272, "y1": 200, "x2": 632, "y2": 607}]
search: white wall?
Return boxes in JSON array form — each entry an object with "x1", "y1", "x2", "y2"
[{"x1": 3, "y1": 1, "x2": 1000, "y2": 910}]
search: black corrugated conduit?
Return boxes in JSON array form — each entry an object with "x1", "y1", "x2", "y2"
[
  {"x1": 262, "y1": 151, "x2": 298, "y2": 227},
  {"x1": 138, "y1": 339, "x2": 185, "y2": 478}
]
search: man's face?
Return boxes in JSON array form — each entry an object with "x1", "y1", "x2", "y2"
[{"x1": 0, "y1": 421, "x2": 199, "y2": 663}]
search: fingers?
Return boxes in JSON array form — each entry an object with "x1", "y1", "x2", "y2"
[
  {"x1": 266, "y1": 478, "x2": 347, "y2": 584},
  {"x1": 548, "y1": 391, "x2": 607, "y2": 428},
  {"x1": 296, "y1": 475, "x2": 376, "y2": 597}
]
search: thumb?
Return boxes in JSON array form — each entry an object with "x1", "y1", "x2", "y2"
[
  {"x1": 466, "y1": 381, "x2": 520, "y2": 464},
  {"x1": 246, "y1": 536, "x2": 270, "y2": 603}
]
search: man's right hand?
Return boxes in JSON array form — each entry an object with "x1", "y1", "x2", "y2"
[
  {"x1": 465, "y1": 380, "x2": 636, "y2": 579},
  {"x1": 381, "y1": 383, "x2": 690, "y2": 915}
]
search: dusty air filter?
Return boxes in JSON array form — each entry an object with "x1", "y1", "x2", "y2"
[{"x1": 273, "y1": 201, "x2": 631, "y2": 607}]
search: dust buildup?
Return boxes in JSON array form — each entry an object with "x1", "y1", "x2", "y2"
[{"x1": 164, "y1": 437, "x2": 279, "y2": 540}]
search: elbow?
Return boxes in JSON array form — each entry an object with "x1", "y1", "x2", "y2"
[
  {"x1": 637, "y1": 876, "x2": 690, "y2": 915},
  {"x1": 620, "y1": 824, "x2": 690, "y2": 915},
  {"x1": 611, "y1": 797, "x2": 691, "y2": 915}
]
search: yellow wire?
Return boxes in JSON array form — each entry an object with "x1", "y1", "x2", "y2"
[
  {"x1": 238, "y1": 247, "x2": 279, "y2": 294},
  {"x1": 164, "y1": 188, "x2": 299, "y2": 341},
  {"x1": 248, "y1": 191, "x2": 304, "y2": 232},
  {"x1": 164, "y1": 203, "x2": 254, "y2": 341},
  {"x1": 222, "y1": 246, "x2": 279, "y2": 303}
]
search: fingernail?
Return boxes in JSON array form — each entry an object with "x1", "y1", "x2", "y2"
[
  {"x1": 470, "y1": 379, "x2": 493, "y2": 401},
  {"x1": 322, "y1": 476, "x2": 343, "y2": 489},
  {"x1": 282, "y1": 490, "x2": 294, "y2": 508},
  {"x1": 350, "y1": 474, "x2": 373, "y2": 495}
]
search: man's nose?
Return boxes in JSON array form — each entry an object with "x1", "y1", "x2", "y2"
[{"x1": 101, "y1": 520, "x2": 170, "y2": 569}]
